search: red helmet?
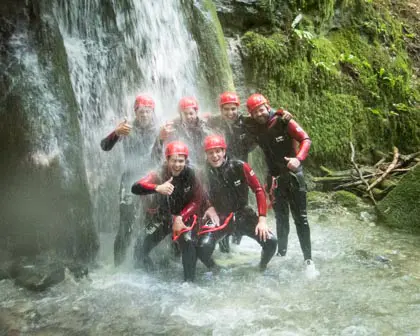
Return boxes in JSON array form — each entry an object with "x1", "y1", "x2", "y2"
[
  {"x1": 178, "y1": 96, "x2": 198, "y2": 111},
  {"x1": 219, "y1": 92, "x2": 240, "y2": 107},
  {"x1": 165, "y1": 141, "x2": 189, "y2": 158},
  {"x1": 204, "y1": 135, "x2": 227, "y2": 151},
  {"x1": 246, "y1": 93, "x2": 268, "y2": 113},
  {"x1": 134, "y1": 94, "x2": 155, "y2": 110}
]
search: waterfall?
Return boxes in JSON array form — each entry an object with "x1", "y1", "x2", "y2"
[{"x1": 52, "y1": 0, "x2": 208, "y2": 232}]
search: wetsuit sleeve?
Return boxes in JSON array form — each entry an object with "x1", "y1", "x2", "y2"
[
  {"x1": 287, "y1": 120, "x2": 311, "y2": 162},
  {"x1": 179, "y1": 175, "x2": 203, "y2": 222},
  {"x1": 243, "y1": 163, "x2": 267, "y2": 216},
  {"x1": 131, "y1": 172, "x2": 159, "y2": 195},
  {"x1": 100, "y1": 131, "x2": 119, "y2": 151}
]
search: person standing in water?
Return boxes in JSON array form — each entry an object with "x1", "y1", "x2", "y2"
[{"x1": 101, "y1": 94, "x2": 158, "y2": 266}]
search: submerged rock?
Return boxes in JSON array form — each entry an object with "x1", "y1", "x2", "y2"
[
  {"x1": 8, "y1": 255, "x2": 89, "y2": 291},
  {"x1": 11, "y1": 258, "x2": 65, "y2": 292}
]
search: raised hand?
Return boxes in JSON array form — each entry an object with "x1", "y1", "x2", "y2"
[
  {"x1": 159, "y1": 121, "x2": 175, "y2": 140},
  {"x1": 115, "y1": 119, "x2": 132, "y2": 136},
  {"x1": 155, "y1": 177, "x2": 174, "y2": 195}
]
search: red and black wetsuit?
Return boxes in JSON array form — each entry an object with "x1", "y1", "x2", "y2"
[
  {"x1": 197, "y1": 157, "x2": 277, "y2": 270},
  {"x1": 247, "y1": 109, "x2": 312, "y2": 260},
  {"x1": 207, "y1": 115, "x2": 256, "y2": 162},
  {"x1": 100, "y1": 120, "x2": 158, "y2": 266},
  {"x1": 131, "y1": 165, "x2": 202, "y2": 281}
]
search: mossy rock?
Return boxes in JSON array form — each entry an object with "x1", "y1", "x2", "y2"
[
  {"x1": 376, "y1": 165, "x2": 420, "y2": 233},
  {"x1": 307, "y1": 191, "x2": 329, "y2": 209},
  {"x1": 332, "y1": 190, "x2": 360, "y2": 209}
]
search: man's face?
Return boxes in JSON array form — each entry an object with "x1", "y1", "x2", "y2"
[
  {"x1": 251, "y1": 104, "x2": 270, "y2": 124},
  {"x1": 180, "y1": 107, "x2": 198, "y2": 126},
  {"x1": 206, "y1": 148, "x2": 226, "y2": 168},
  {"x1": 221, "y1": 103, "x2": 238, "y2": 122},
  {"x1": 135, "y1": 107, "x2": 153, "y2": 126},
  {"x1": 167, "y1": 154, "x2": 186, "y2": 176}
]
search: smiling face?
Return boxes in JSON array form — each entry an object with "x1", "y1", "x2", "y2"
[
  {"x1": 180, "y1": 107, "x2": 198, "y2": 126},
  {"x1": 220, "y1": 103, "x2": 238, "y2": 122},
  {"x1": 167, "y1": 154, "x2": 186, "y2": 176},
  {"x1": 250, "y1": 104, "x2": 270, "y2": 124},
  {"x1": 205, "y1": 148, "x2": 226, "y2": 168}
]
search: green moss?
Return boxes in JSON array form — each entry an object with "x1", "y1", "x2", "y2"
[
  {"x1": 333, "y1": 190, "x2": 360, "y2": 208},
  {"x1": 376, "y1": 165, "x2": 420, "y2": 233},
  {"x1": 181, "y1": 0, "x2": 234, "y2": 100},
  {"x1": 240, "y1": 0, "x2": 420, "y2": 168}
]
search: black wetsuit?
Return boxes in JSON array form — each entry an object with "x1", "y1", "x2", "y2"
[
  {"x1": 100, "y1": 120, "x2": 158, "y2": 266},
  {"x1": 152, "y1": 117, "x2": 212, "y2": 166},
  {"x1": 197, "y1": 157, "x2": 277, "y2": 270},
  {"x1": 207, "y1": 114, "x2": 258, "y2": 251}
]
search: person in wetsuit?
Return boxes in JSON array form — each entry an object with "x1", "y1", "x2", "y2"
[
  {"x1": 100, "y1": 94, "x2": 158, "y2": 266},
  {"x1": 245, "y1": 93, "x2": 315, "y2": 269},
  {"x1": 196, "y1": 135, "x2": 277, "y2": 271},
  {"x1": 206, "y1": 92, "x2": 292, "y2": 252},
  {"x1": 131, "y1": 141, "x2": 203, "y2": 282},
  {"x1": 152, "y1": 96, "x2": 212, "y2": 166}
]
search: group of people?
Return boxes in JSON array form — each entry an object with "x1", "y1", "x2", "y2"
[{"x1": 100, "y1": 91, "x2": 315, "y2": 282}]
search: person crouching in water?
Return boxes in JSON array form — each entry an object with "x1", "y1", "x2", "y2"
[
  {"x1": 197, "y1": 135, "x2": 277, "y2": 271},
  {"x1": 131, "y1": 141, "x2": 203, "y2": 282}
]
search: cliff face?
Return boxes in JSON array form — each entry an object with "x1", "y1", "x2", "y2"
[
  {"x1": 0, "y1": 0, "x2": 98, "y2": 261},
  {"x1": 215, "y1": 0, "x2": 420, "y2": 169}
]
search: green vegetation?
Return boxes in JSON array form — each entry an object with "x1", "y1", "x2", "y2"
[
  {"x1": 376, "y1": 165, "x2": 420, "y2": 233},
  {"x1": 333, "y1": 190, "x2": 360, "y2": 208},
  {"x1": 241, "y1": 0, "x2": 420, "y2": 168}
]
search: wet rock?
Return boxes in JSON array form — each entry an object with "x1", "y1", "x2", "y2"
[
  {"x1": 64, "y1": 261, "x2": 89, "y2": 280},
  {"x1": 0, "y1": 265, "x2": 12, "y2": 280},
  {"x1": 10, "y1": 256, "x2": 65, "y2": 291}
]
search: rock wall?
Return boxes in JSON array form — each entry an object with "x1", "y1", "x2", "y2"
[{"x1": 0, "y1": 0, "x2": 98, "y2": 262}]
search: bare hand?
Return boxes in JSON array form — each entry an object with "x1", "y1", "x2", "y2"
[
  {"x1": 115, "y1": 119, "x2": 132, "y2": 136},
  {"x1": 159, "y1": 121, "x2": 175, "y2": 140},
  {"x1": 172, "y1": 216, "x2": 188, "y2": 236},
  {"x1": 203, "y1": 206, "x2": 220, "y2": 227},
  {"x1": 282, "y1": 110, "x2": 293, "y2": 121},
  {"x1": 155, "y1": 177, "x2": 174, "y2": 195},
  {"x1": 285, "y1": 157, "x2": 301, "y2": 172},
  {"x1": 255, "y1": 216, "x2": 269, "y2": 242}
]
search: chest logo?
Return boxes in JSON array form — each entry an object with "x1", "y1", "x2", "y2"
[
  {"x1": 240, "y1": 133, "x2": 246, "y2": 140},
  {"x1": 234, "y1": 180, "x2": 241, "y2": 187},
  {"x1": 275, "y1": 136, "x2": 284, "y2": 142},
  {"x1": 250, "y1": 170, "x2": 255, "y2": 176},
  {"x1": 184, "y1": 186, "x2": 191, "y2": 193}
]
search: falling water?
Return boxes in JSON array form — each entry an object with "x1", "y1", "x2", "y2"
[{"x1": 52, "y1": 0, "x2": 207, "y2": 232}]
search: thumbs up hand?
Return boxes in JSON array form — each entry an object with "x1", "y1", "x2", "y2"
[
  {"x1": 155, "y1": 177, "x2": 174, "y2": 195},
  {"x1": 115, "y1": 118, "x2": 132, "y2": 136}
]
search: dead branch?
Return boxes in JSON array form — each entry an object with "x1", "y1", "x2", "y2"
[
  {"x1": 350, "y1": 142, "x2": 377, "y2": 204},
  {"x1": 367, "y1": 146, "x2": 399, "y2": 191}
]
